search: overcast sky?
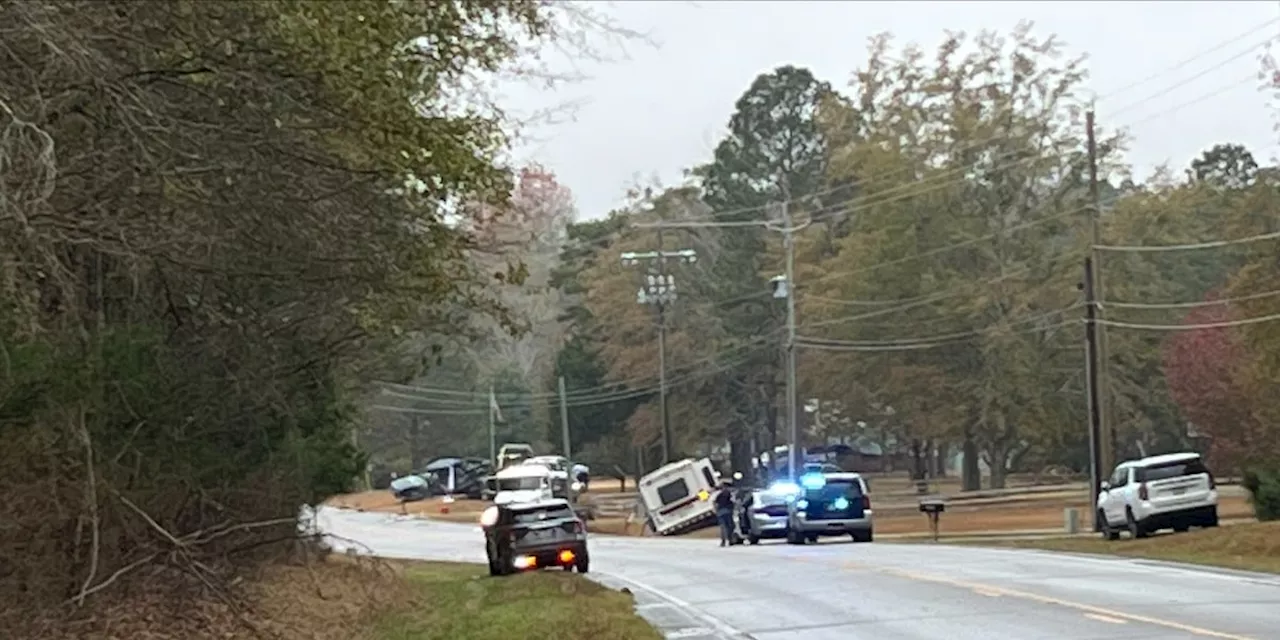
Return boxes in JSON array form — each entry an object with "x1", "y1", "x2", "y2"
[{"x1": 505, "y1": 1, "x2": 1280, "y2": 220}]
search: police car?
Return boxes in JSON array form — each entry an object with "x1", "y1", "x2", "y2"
[{"x1": 777, "y1": 471, "x2": 874, "y2": 544}]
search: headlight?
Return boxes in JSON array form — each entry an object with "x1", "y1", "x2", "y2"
[
  {"x1": 571, "y1": 481, "x2": 583, "y2": 492},
  {"x1": 479, "y1": 506, "x2": 499, "y2": 527}
]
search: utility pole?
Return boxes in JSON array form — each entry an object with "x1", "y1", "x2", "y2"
[
  {"x1": 488, "y1": 383, "x2": 497, "y2": 466},
  {"x1": 1085, "y1": 110, "x2": 1114, "y2": 476},
  {"x1": 633, "y1": 212, "x2": 804, "y2": 475},
  {"x1": 1083, "y1": 256, "x2": 1105, "y2": 531},
  {"x1": 782, "y1": 203, "x2": 800, "y2": 484},
  {"x1": 558, "y1": 375, "x2": 572, "y2": 459},
  {"x1": 621, "y1": 236, "x2": 697, "y2": 465}
]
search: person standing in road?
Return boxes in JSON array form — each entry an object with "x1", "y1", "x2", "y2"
[
  {"x1": 571, "y1": 462, "x2": 590, "y2": 491},
  {"x1": 713, "y1": 480, "x2": 735, "y2": 547}
]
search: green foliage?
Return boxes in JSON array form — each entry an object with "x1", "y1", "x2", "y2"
[
  {"x1": 548, "y1": 26, "x2": 1280, "y2": 500},
  {"x1": 377, "y1": 562, "x2": 662, "y2": 640},
  {"x1": 1243, "y1": 464, "x2": 1280, "y2": 521},
  {"x1": 0, "y1": 0, "x2": 573, "y2": 623}
]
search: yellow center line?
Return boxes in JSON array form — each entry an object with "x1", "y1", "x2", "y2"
[
  {"x1": 873, "y1": 567, "x2": 1254, "y2": 640},
  {"x1": 1085, "y1": 613, "x2": 1129, "y2": 625}
]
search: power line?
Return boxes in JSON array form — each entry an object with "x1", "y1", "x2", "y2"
[
  {"x1": 1108, "y1": 35, "x2": 1275, "y2": 117},
  {"x1": 798, "y1": 319, "x2": 1079, "y2": 352},
  {"x1": 1104, "y1": 287, "x2": 1280, "y2": 310},
  {"x1": 1095, "y1": 18, "x2": 1279, "y2": 102},
  {"x1": 378, "y1": 334, "x2": 778, "y2": 405},
  {"x1": 373, "y1": 339, "x2": 781, "y2": 414},
  {"x1": 1100, "y1": 311, "x2": 1280, "y2": 331},
  {"x1": 1094, "y1": 229, "x2": 1280, "y2": 253},
  {"x1": 674, "y1": 23, "x2": 1277, "y2": 224},
  {"x1": 797, "y1": 304, "x2": 1082, "y2": 347}
]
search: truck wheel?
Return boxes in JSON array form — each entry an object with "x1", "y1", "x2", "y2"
[
  {"x1": 487, "y1": 554, "x2": 500, "y2": 577},
  {"x1": 806, "y1": 534, "x2": 819, "y2": 543},
  {"x1": 851, "y1": 530, "x2": 873, "y2": 543},
  {"x1": 576, "y1": 555, "x2": 590, "y2": 574}
]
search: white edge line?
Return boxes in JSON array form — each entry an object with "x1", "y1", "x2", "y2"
[{"x1": 600, "y1": 571, "x2": 749, "y2": 639}]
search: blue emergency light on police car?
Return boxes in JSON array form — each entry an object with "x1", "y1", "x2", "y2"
[
  {"x1": 800, "y1": 473, "x2": 826, "y2": 489},
  {"x1": 832, "y1": 497, "x2": 850, "y2": 511}
]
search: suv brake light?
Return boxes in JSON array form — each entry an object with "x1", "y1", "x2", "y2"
[
  {"x1": 861, "y1": 495, "x2": 871, "y2": 510},
  {"x1": 1138, "y1": 483, "x2": 1148, "y2": 501}
]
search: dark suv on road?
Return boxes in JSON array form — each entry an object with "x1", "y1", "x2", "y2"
[
  {"x1": 786, "y1": 471, "x2": 874, "y2": 544},
  {"x1": 481, "y1": 498, "x2": 589, "y2": 576}
]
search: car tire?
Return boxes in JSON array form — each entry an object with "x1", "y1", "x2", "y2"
[
  {"x1": 1125, "y1": 508, "x2": 1147, "y2": 539},
  {"x1": 806, "y1": 534, "x2": 819, "y2": 543},
  {"x1": 1098, "y1": 511, "x2": 1119, "y2": 540},
  {"x1": 487, "y1": 554, "x2": 500, "y2": 577},
  {"x1": 1173, "y1": 524, "x2": 1189, "y2": 533},
  {"x1": 786, "y1": 527, "x2": 803, "y2": 544},
  {"x1": 1205, "y1": 507, "x2": 1220, "y2": 528},
  {"x1": 748, "y1": 535, "x2": 760, "y2": 545},
  {"x1": 576, "y1": 554, "x2": 590, "y2": 574},
  {"x1": 852, "y1": 530, "x2": 872, "y2": 543}
]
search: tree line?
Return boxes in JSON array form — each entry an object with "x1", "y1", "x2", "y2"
[
  {"x1": 384, "y1": 25, "x2": 1280, "y2": 519},
  {"x1": 0, "y1": 0, "x2": 624, "y2": 630}
]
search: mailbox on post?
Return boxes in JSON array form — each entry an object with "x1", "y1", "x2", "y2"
[{"x1": 918, "y1": 497, "x2": 947, "y2": 542}]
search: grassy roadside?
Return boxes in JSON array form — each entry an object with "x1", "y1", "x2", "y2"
[
  {"x1": 376, "y1": 562, "x2": 661, "y2": 640},
  {"x1": 970, "y1": 521, "x2": 1280, "y2": 574},
  {"x1": 26, "y1": 554, "x2": 659, "y2": 640}
]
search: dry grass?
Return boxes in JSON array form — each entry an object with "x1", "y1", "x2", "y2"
[
  {"x1": 10, "y1": 551, "x2": 660, "y2": 640},
  {"x1": 875, "y1": 495, "x2": 1254, "y2": 535},
  {"x1": 329, "y1": 490, "x2": 1254, "y2": 538},
  {"x1": 376, "y1": 562, "x2": 661, "y2": 640},
  {"x1": 11, "y1": 552, "x2": 413, "y2": 640},
  {"x1": 978, "y1": 521, "x2": 1280, "y2": 574}
]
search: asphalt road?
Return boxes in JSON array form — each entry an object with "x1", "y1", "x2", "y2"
[{"x1": 316, "y1": 507, "x2": 1280, "y2": 640}]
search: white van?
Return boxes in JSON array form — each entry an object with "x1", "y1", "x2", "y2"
[
  {"x1": 637, "y1": 457, "x2": 720, "y2": 535},
  {"x1": 491, "y1": 464, "x2": 555, "y2": 505}
]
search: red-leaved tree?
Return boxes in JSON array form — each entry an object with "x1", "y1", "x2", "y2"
[{"x1": 1161, "y1": 297, "x2": 1264, "y2": 472}]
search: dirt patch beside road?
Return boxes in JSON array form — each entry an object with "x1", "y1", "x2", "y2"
[{"x1": 330, "y1": 490, "x2": 1254, "y2": 538}]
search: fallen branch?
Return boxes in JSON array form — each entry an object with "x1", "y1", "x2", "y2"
[
  {"x1": 65, "y1": 551, "x2": 161, "y2": 605},
  {"x1": 73, "y1": 405, "x2": 101, "y2": 608}
]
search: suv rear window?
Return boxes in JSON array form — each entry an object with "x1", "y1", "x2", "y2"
[
  {"x1": 1136, "y1": 458, "x2": 1211, "y2": 482},
  {"x1": 657, "y1": 478, "x2": 690, "y2": 505},
  {"x1": 513, "y1": 505, "x2": 574, "y2": 524},
  {"x1": 807, "y1": 479, "x2": 863, "y2": 501}
]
